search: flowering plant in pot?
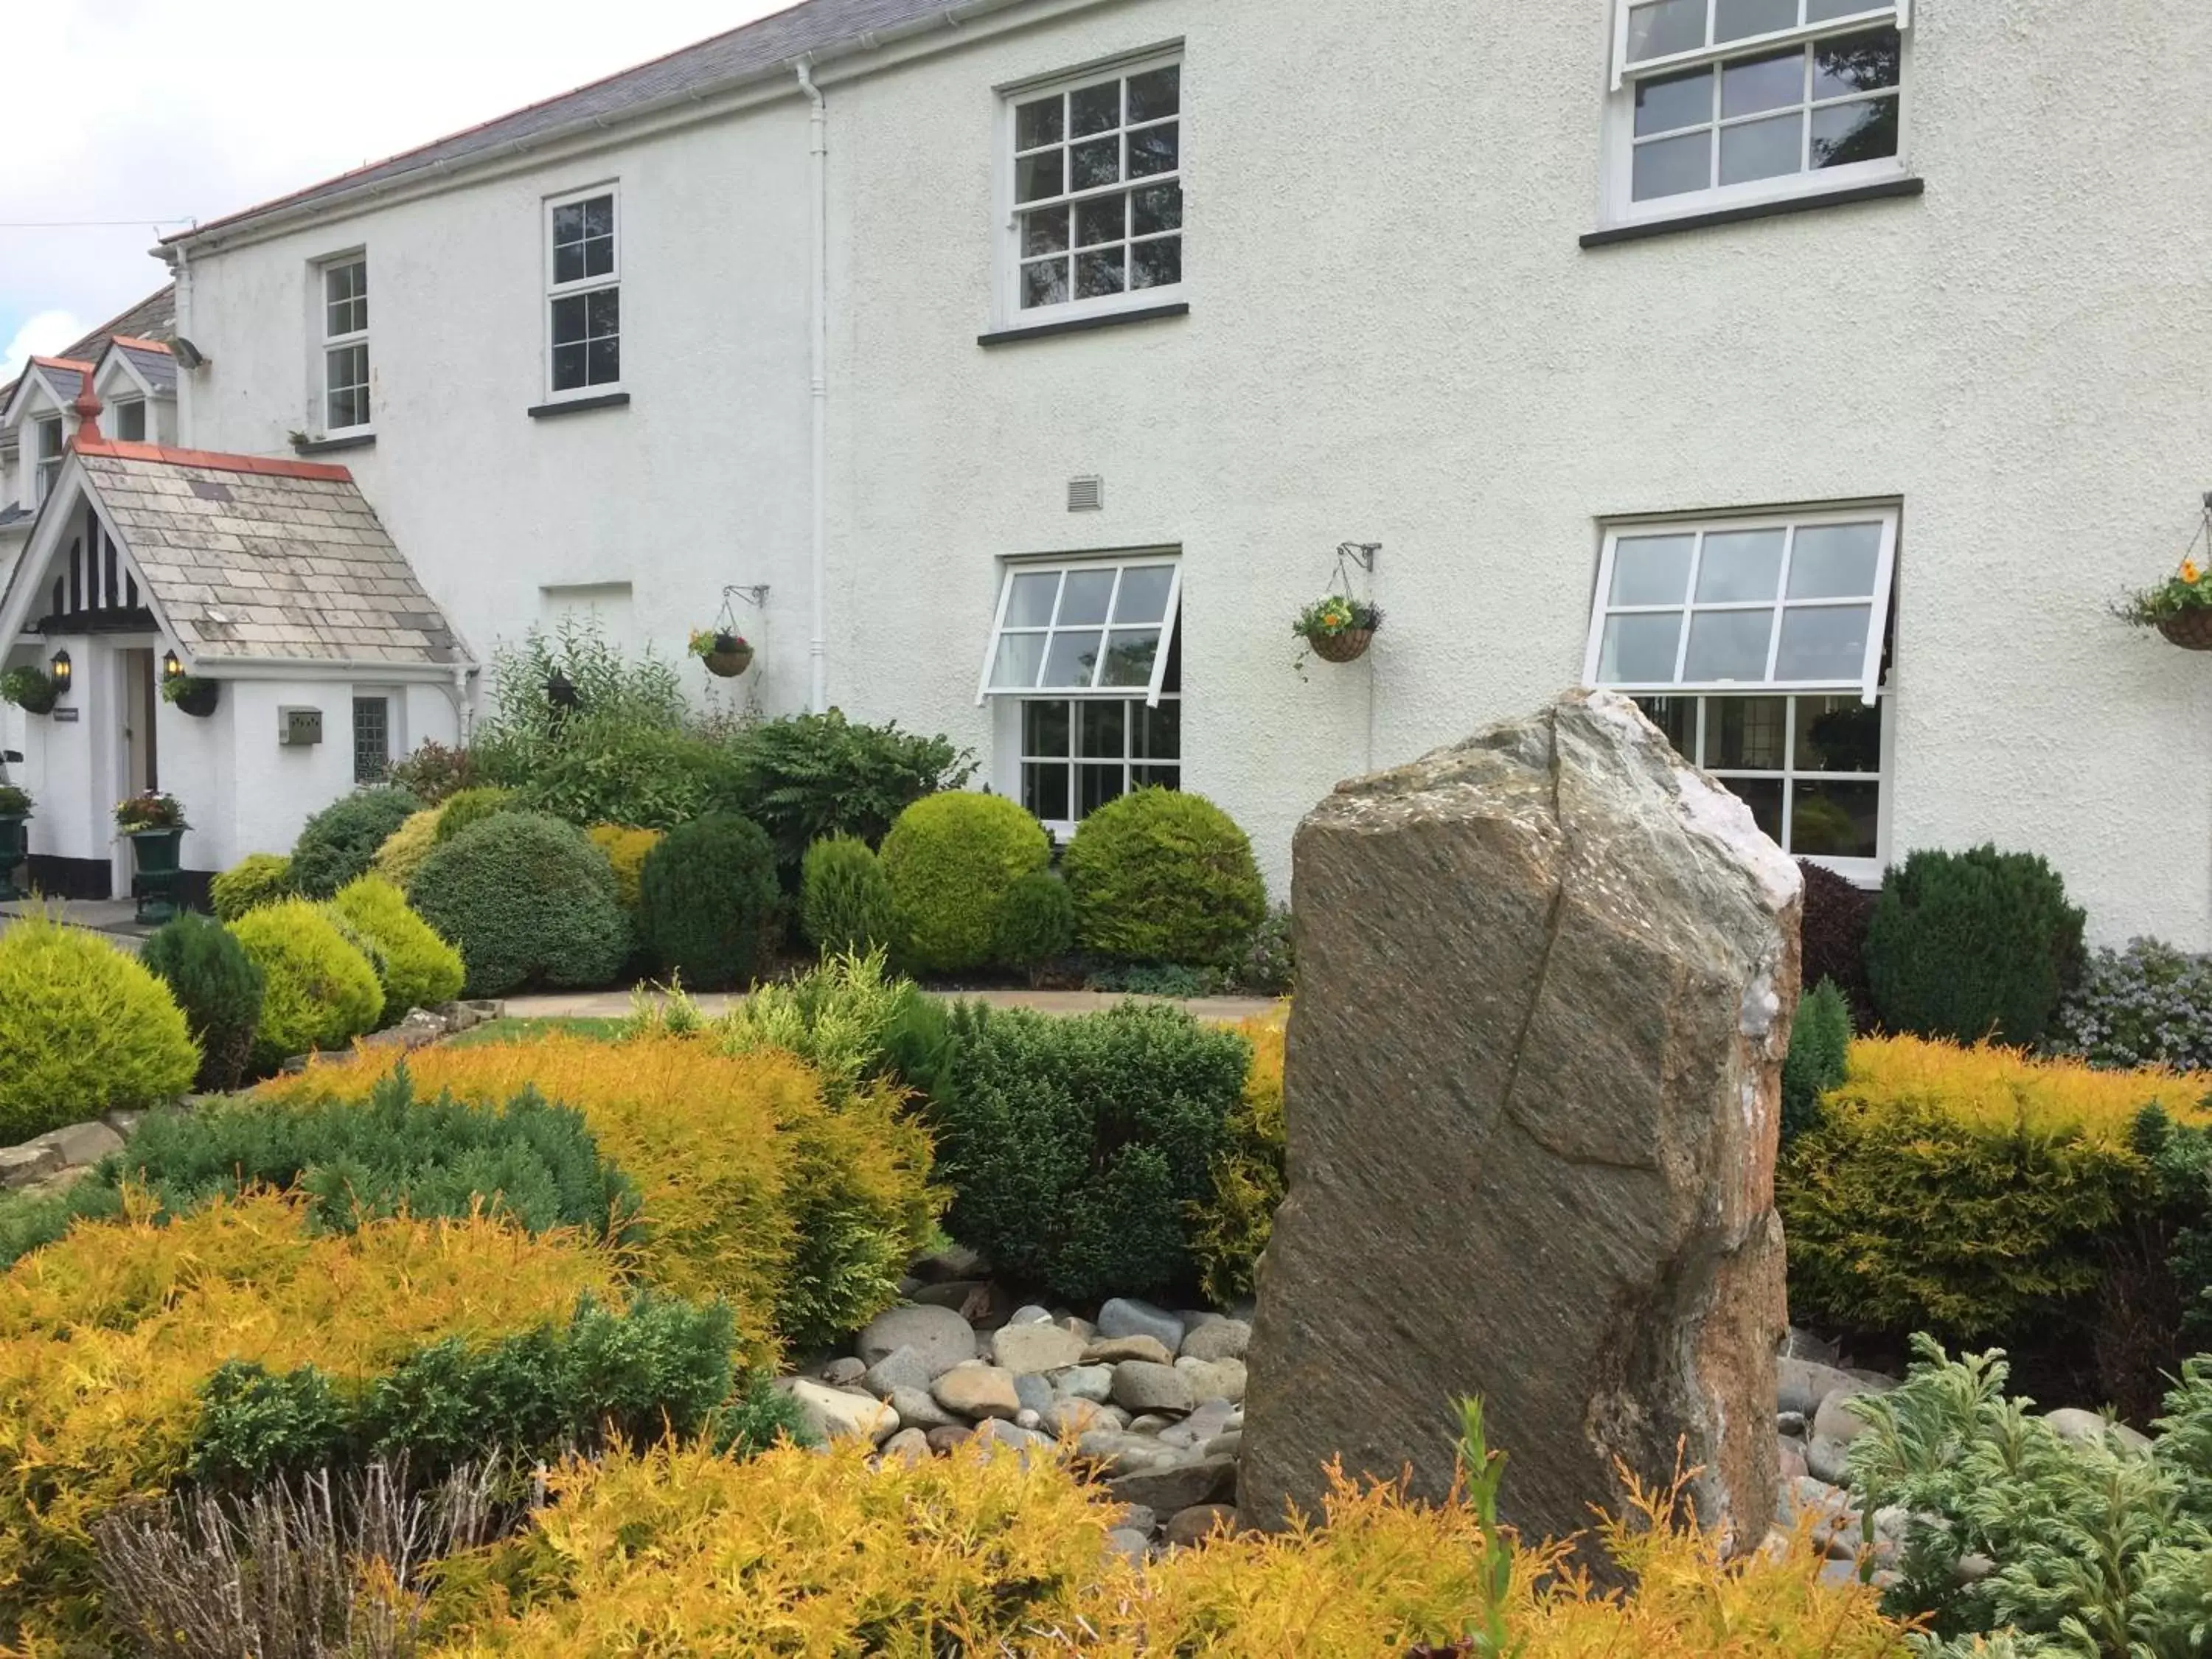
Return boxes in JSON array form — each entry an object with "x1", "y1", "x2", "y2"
[
  {"x1": 114, "y1": 792, "x2": 187, "y2": 922},
  {"x1": 114, "y1": 791, "x2": 187, "y2": 834},
  {"x1": 2116, "y1": 557, "x2": 2212, "y2": 650},
  {"x1": 159, "y1": 671, "x2": 220, "y2": 717},
  {"x1": 687, "y1": 627, "x2": 754, "y2": 678},
  {"x1": 0, "y1": 667, "x2": 60, "y2": 716},
  {"x1": 1292, "y1": 594, "x2": 1384, "y2": 669}
]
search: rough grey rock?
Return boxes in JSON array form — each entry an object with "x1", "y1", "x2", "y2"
[
  {"x1": 1812, "y1": 1383, "x2": 1890, "y2": 1447},
  {"x1": 1056, "y1": 1365, "x2": 1113, "y2": 1403},
  {"x1": 2045, "y1": 1408, "x2": 2152, "y2": 1453},
  {"x1": 1098, "y1": 1297, "x2": 1186, "y2": 1355},
  {"x1": 911, "y1": 1243, "x2": 990, "y2": 1283},
  {"x1": 821, "y1": 1357, "x2": 866, "y2": 1387},
  {"x1": 1014, "y1": 1373, "x2": 1056, "y2": 1416},
  {"x1": 880, "y1": 1427, "x2": 931, "y2": 1467},
  {"x1": 1006, "y1": 1304, "x2": 1053, "y2": 1326},
  {"x1": 1127, "y1": 1413, "x2": 1177, "y2": 1434},
  {"x1": 863, "y1": 1346, "x2": 936, "y2": 1399},
  {"x1": 1105, "y1": 1527, "x2": 1151, "y2": 1564},
  {"x1": 1116, "y1": 1504, "x2": 1158, "y2": 1536},
  {"x1": 0, "y1": 1142, "x2": 63, "y2": 1189},
  {"x1": 1077, "y1": 1429, "x2": 1178, "y2": 1476},
  {"x1": 975, "y1": 1417, "x2": 1056, "y2": 1457},
  {"x1": 992, "y1": 1322, "x2": 1088, "y2": 1375},
  {"x1": 1778, "y1": 1357, "x2": 1860, "y2": 1419},
  {"x1": 1803, "y1": 1436, "x2": 1852, "y2": 1486},
  {"x1": 1161, "y1": 1399, "x2": 1239, "y2": 1450},
  {"x1": 1239, "y1": 691, "x2": 1795, "y2": 1553},
  {"x1": 888, "y1": 1385, "x2": 959, "y2": 1430},
  {"x1": 1114, "y1": 1360, "x2": 1195, "y2": 1416},
  {"x1": 1041, "y1": 1399, "x2": 1113, "y2": 1439},
  {"x1": 1084, "y1": 1335, "x2": 1175, "y2": 1367},
  {"x1": 35, "y1": 1120, "x2": 125, "y2": 1168},
  {"x1": 856, "y1": 1305, "x2": 976, "y2": 1379},
  {"x1": 1203, "y1": 1431, "x2": 1243, "y2": 1459},
  {"x1": 1166, "y1": 1503, "x2": 1238, "y2": 1547},
  {"x1": 1107, "y1": 1456, "x2": 1237, "y2": 1513},
  {"x1": 933, "y1": 1366, "x2": 1022, "y2": 1421},
  {"x1": 777, "y1": 1379, "x2": 898, "y2": 1446},
  {"x1": 1179, "y1": 1319, "x2": 1252, "y2": 1363},
  {"x1": 1016, "y1": 1408, "x2": 1043, "y2": 1430},
  {"x1": 1175, "y1": 1356, "x2": 1246, "y2": 1404},
  {"x1": 925, "y1": 1425, "x2": 974, "y2": 1455}
]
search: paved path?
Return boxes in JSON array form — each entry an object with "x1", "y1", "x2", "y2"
[{"x1": 505, "y1": 987, "x2": 1281, "y2": 1022}]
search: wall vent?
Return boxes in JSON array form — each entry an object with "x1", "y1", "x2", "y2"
[{"x1": 1067, "y1": 475, "x2": 1105, "y2": 512}]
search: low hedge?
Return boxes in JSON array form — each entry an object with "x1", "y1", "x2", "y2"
[
  {"x1": 1064, "y1": 787, "x2": 1269, "y2": 969},
  {"x1": 227, "y1": 899, "x2": 385, "y2": 1068},
  {"x1": 408, "y1": 812, "x2": 630, "y2": 997},
  {"x1": 880, "y1": 791, "x2": 1050, "y2": 974}
]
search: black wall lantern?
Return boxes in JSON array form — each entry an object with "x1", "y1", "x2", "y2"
[
  {"x1": 48, "y1": 650, "x2": 71, "y2": 694},
  {"x1": 162, "y1": 649, "x2": 183, "y2": 681}
]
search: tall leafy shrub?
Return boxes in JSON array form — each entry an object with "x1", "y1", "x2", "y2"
[
  {"x1": 1779, "y1": 977, "x2": 1853, "y2": 1144},
  {"x1": 289, "y1": 787, "x2": 423, "y2": 899},
  {"x1": 227, "y1": 900, "x2": 385, "y2": 1068},
  {"x1": 713, "y1": 710, "x2": 974, "y2": 877},
  {"x1": 408, "y1": 813, "x2": 630, "y2": 998},
  {"x1": 1865, "y1": 844, "x2": 2086, "y2": 1046},
  {"x1": 799, "y1": 835, "x2": 895, "y2": 956},
  {"x1": 520, "y1": 726, "x2": 729, "y2": 830},
  {"x1": 329, "y1": 876, "x2": 466, "y2": 1012},
  {"x1": 1063, "y1": 788, "x2": 1269, "y2": 968},
  {"x1": 637, "y1": 813, "x2": 782, "y2": 990},
  {"x1": 880, "y1": 792, "x2": 1050, "y2": 975},
  {"x1": 209, "y1": 852, "x2": 294, "y2": 922},
  {"x1": 1798, "y1": 858, "x2": 1875, "y2": 1027},
  {"x1": 0, "y1": 911, "x2": 197, "y2": 1140},
  {"x1": 141, "y1": 913, "x2": 265, "y2": 1093}
]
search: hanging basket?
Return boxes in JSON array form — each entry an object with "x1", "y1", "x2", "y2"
[
  {"x1": 172, "y1": 680, "x2": 220, "y2": 718},
  {"x1": 2157, "y1": 610, "x2": 2212, "y2": 651},
  {"x1": 1307, "y1": 627, "x2": 1374, "y2": 665},
  {"x1": 705, "y1": 642, "x2": 755, "y2": 678}
]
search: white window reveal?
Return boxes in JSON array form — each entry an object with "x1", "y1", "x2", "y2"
[
  {"x1": 322, "y1": 256, "x2": 371, "y2": 432},
  {"x1": 33, "y1": 417, "x2": 63, "y2": 504},
  {"x1": 1006, "y1": 57, "x2": 1182, "y2": 321},
  {"x1": 978, "y1": 555, "x2": 1183, "y2": 832},
  {"x1": 1607, "y1": 0, "x2": 1908, "y2": 223},
  {"x1": 1584, "y1": 507, "x2": 1898, "y2": 877},
  {"x1": 547, "y1": 188, "x2": 619, "y2": 395}
]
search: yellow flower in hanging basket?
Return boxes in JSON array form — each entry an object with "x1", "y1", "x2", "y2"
[{"x1": 2183, "y1": 560, "x2": 2202, "y2": 586}]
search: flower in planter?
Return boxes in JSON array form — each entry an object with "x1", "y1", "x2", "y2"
[
  {"x1": 158, "y1": 672, "x2": 217, "y2": 707},
  {"x1": 2116, "y1": 559, "x2": 2212, "y2": 627},
  {"x1": 114, "y1": 791, "x2": 188, "y2": 833},
  {"x1": 0, "y1": 667, "x2": 60, "y2": 715},
  {"x1": 0, "y1": 786, "x2": 30, "y2": 817},
  {"x1": 687, "y1": 628, "x2": 750, "y2": 661},
  {"x1": 1291, "y1": 594, "x2": 1385, "y2": 672}
]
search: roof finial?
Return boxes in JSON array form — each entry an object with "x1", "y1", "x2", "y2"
[{"x1": 72, "y1": 369, "x2": 103, "y2": 445}]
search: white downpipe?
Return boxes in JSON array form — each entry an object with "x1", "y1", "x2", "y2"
[{"x1": 797, "y1": 57, "x2": 830, "y2": 714}]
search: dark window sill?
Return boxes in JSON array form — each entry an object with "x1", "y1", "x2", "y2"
[
  {"x1": 978, "y1": 301, "x2": 1189, "y2": 348},
  {"x1": 527, "y1": 392, "x2": 631, "y2": 418},
  {"x1": 291, "y1": 433, "x2": 375, "y2": 456},
  {"x1": 1580, "y1": 176, "x2": 1924, "y2": 248}
]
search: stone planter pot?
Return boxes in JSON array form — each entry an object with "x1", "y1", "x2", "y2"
[
  {"x1": 125, "y1": 827, "x2": 184, "y2": 924},
  {"x1": 1306, "y1": 627, "x2": 1374, "y2": 665},
  {"x1": 2157, "y1": 610, "x2": 2212, "y2": 651},
  {"x1": 704, "y1": 638, "x2": 754, "y2": 678},
  {"x1": 171, "y1": 679, "x2": 220, "y2": 717},
  {"x1": 0, "y1": 813, "x2": 27, "y2": 900}
]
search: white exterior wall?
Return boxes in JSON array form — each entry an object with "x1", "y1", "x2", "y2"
[{"x1": 168, "y1": 0, "x2": 2212, "y2": 946}]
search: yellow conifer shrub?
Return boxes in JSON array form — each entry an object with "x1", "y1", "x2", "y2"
[
  {"x1": 1191, "y1": 1007, "x2": 1288, "y2": 1305},
  {"x1": 0, "y1": 1193, "x2": 620, "y2": 1640},
  {"x1": 372, "y1": 806, "x2": 445, "y2": 891},
  {"x1": 586, "y1": 824, "x2": 664, "y2": 910}
]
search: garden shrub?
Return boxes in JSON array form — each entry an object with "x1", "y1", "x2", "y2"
[
  {"x1": 467, "y1": 619, "x2": 692, "y2": 791},
  {"x1": 799, "y1": 832, "x2": 895, "y2": 956},
  {"x1": 431, "y1": 785, "x2": 515, "y2": 844},
  {"x1": 372, "y1": 806, "x2": 445, "y2": 889},
  {"x1": 880, "y1": 791, "x2": 1051, "y2": 974},
  {"x1": 227, "y1": 899, "x2": 385, "y2": 1068},
  {"x1": 1798, "y1": 858, "x2": 1875, "y2": 1026},
  {"x1": 715, "y1": 949, "x2": 919, "y2": 1103},
  {"x1": 2053, "y1": 938, "x2": 2212, "y2": 1074},
  {"x1": 330, "y1": 875, "x2": 466, "y2": 1012},
  {"x1": 1064, "y1": 787, "x2": 1270, "y2": 969},
  {"x1": 209, "y1": 851, "x2": 294, "y2": 921},
  {"x1": 585, "y1": 823, "x2": 663, "y2": 909},
  {"x1": 1235, "y1": 902, "x2": 1296, "y2": 996},
  {"x1": 1779, "y1": 977, "x2": 1852, "y2": 1145},
  {"x1": 1191, "y1": 1010, "x2": 1287, "y2": 1306},
  {"x1": 518, "y1": 724, "x2": 729, "y2": 831},
  {"x1": 140, "y1": 912, "x2": 265, "y2": 1093},
  {"x1": 408, "y1": 813, "x2": 630, "y2": 998},
  {"x1": 636, "y1": 813, "x2": 782, "y2": 990},
  {"x1": 991, "y1": 869, "x2": 1074, "y2": 982},
  {"x1": 928, "y1": 1000, "x2": 1249, "y2": 1299},
  {"x1": 289, "y1": 786, "x2": 424, "y2": 898},
  {"x1": 1088, "y1": 959, "x2": 1228, "y2": 998},
  {"x1": 383, "y1": 737, "x2": 477, "y2": 805},
  {"x1": 1778, "y1": 1035, "x2": 2202, "y2": 1340},
  {"x1": 0, "y1": 912, "x2": 196, "y2": 1141},
  {"x1": 1865, "y1": 844, "x2": 2087, "y2": 1047},
  {"x1": 711, "y1": 709, "x2": 975, "y2": 878}
]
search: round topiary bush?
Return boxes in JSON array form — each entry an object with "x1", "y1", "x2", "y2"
[
  {"x1": 227, "y1": 900, "x2": 386, "y2": 1069},
  {"x1": 289, "y1": 787, "x2": 422, "y2": 899},
  {"x1": 432, "y1": 786, "x2": 515, "y2": 844},
  {"x1": 330, "y1": 875, "x2": 466, "y2": 1012},
  {"x1": 141, "y1": 913, "x2": 266, "y2": 1093},
  {"x1": 800, "y1": 834, "x2": 894, "y2": 956},
  {"x1": 880, "y1": 793, "x2": 1051, "y2": 975},
  {"x1": 586, "y1": 824, "x2": 664, "y2": 911},
  {"x1": 992, "y1": 871, "x2": 1074, "y2": 981},
  {"x1": 0, "y1": 911, "x2": 198, "y2": 1140},
  {"x1": 1063, "y1": 788, "x2": 1268, "y2": 969},
  {"x1": 409, "y1": 812, "x2": 632, "y2": 998},
  {"x1": 210, "y1": 852, "x2": 295, "y2": 922},
  {"x1": 637, "y1": 813, "x2": 782, "y2": 990},
  {"x1": 372, "y1": 809, "x2": 444, "y2": 891}
]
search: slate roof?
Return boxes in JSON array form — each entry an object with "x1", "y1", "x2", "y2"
[
  {"x1": 68, "y1": 445, "x2": 470, "y2": 667},
  {"x1": 174, "y1": 0, "x2": 992, "y2": 240},
  {"x1": 111, "y1": 340, "x2": 177, "y2": 397},
  {"x1": 0, "y1": 285, "x2": 175, "y2": 414}
]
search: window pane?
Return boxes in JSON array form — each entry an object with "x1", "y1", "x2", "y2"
[
  {"x1": 1599, "y1": 613, "x2": 1684, "y2": 682},
  {"x1": 1133, "y1": 182, "x2": 1183, "y2": 235},
  {"x1": 586, "y1": 288, "x2": 619, "y2": 336},
  {"x1": 1812, "y1": 95, "x2": 1899, "y2": 167},
  {"x1": 579, "y1": 235, "x2": 614, "y2": 281},
  {"x1": 1113, "y1": 566, "x2": 1174, "y2": 624},
  {"x1": 1813, "y1": 27, "x2": 1901, "y2": 97},
  {"x1": 1058, "y1": 568, "x2": 1116, "y2": 625},
  {"x1": 1078, "y1": 764, "x2": 1125, "y2": 818},
  {"x1": 1635, "y1": 66, "x2": 1714, "y2": 136},
  {"x1": 1724, "y1": 776, "x2": 1786, "y2": 845},
  {"x1": 1023, "y1": 259, "x2": 1070, "y2": 309},
  {"x1": 1792, "y1": 780, "x2": 1879, "y2": 858},
  {"x1": 116, "y1": 401, "x2": 146, "y2": 442},
  {"x1": 586, "y1": 338, "x2": 619, "y2": 386},
  {"x1": 1696, "y1": 529, "x2": 1787, "y2": 602},
  {"x1": 1127, "y1": 66, "x2": 1180, "y2": 122},
  {"x1": 1133, "y1": 237, "x2": 1183, "y2": 291},
  {"x1": 1633, "y1": 695, "x2": 1697, "y2": 757},
  {"x1": 1626, "y1": 0, "x2": 1708, "y2": 62},
  {"x1": 1077, "y1": 248, "x2": 1127, "y2": 299},
  {"x1": 1610, "y1": 535, "x2": 1695, "y2": 605},
  {"x1": 1684, "y1": 610, "x2": 1775, "y2": 681},
  {"x1": 1133, "y1": 765, "x2": 1182, "y2": 790},
  {"x1": 1794, "y1": 695, "x2": 1882, "y2": 772},
  {"x1": 991, "y1": 633, "x2": 1046, "y2": 689},
  {"x1": 1071, "y1": 81, "x2": 1121, "y2": 136},
  {"x1": 1023, "y1": 697, "x2": 1071, "y2": 756},
  {"x1": 554, "y1": 242, "x2": 587, "y2": 285},
  {"x1": 1023, "y1": 209, "x2": 1071, "y2": 257},
  {"x1": 1722, "y1": 48, "x2": 1804, "y2": 118},
  {"x1": 1715, "y1": 0, "x2": 1798, "y2": 41},
  {"x1": 1632, "y1": 131, "x2": 1712, "y2": 199},
  {"x1": 580, "y1": 196, "x2": 613, "y2": 240},
  {"x1": 1025, "y1": 762, "x2": 1071, "y2": 824},
  {"x1": 1071, "y1": 138, "x2": 1121, "y2": 190},
  {"x1": 1017, "y1": 151, "x2": 1064, "y2": 204},
  {"x1": 1016, "y1": 95, "x2": 1064, "y2": 150},
  {"x1": 1077, "y1": 700, "x2": 1124, "y2": 759},
  {"x1": 551, "y1": 293, "x2": 588, "y2": 345},
  {"x1": 1806, "y1": 0, "x2": 1880, "y2": 18},
  {"x1": 1127, "y1": 123, "x2": 1179, "y2": 178},
  {"x1": 1719, "y1": 112, "x2": 1804, "y2": 184},
  {"x1": 1043, "y1": 630, "x2": 1105, "y2": 687},
  {"x1": 1775, "y1": 605, "x2": 1871, "y2": 680},
  {"x1": 1787, "y1": 523, "x2": 1882, "y2": 597},
  {"x1": 1006, "y1": 571, "x2": 1060, "y2": 627},
  {"x1": 1076, "y1": 198, "x2": 1125, "y2": 247},
  {"x1": 1707, "y1": 696, "x2": 1787, "y2": 769},
  {"x1": 1134, "y1": 700, "x2": 1180, "y2": 760},
  {"x1": 1099, "y1": 630, "x2": 1160, "y2": 688},
  {"x1": 552, "y1": 343, "x2": 588, "y2": 392},
  {"x1": 327, "y1": 385, "x2": 363, "y2": 431},
  {"x1": 552, "y1": 202, "x2": 585, "y2": 244},
  {"x1": 353, "y1": 698, "x2": 390, "y2": 785}
]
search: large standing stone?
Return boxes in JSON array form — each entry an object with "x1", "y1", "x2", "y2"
[{"x1": 1239, "y1": 690, "x2": 1795, "y2": 1554}]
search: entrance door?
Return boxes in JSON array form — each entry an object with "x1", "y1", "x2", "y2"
[{"x1": 122, "y1": 648, "x2": 158, "y2": 796}]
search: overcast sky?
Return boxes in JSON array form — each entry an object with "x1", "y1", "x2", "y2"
[{"x1": 1, "y1": 0, "x2": 793, "y2": 378}]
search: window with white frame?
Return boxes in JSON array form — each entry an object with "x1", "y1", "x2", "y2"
[
  {"x1": 1006, "y1": 57, "x2": 1182, "y2": 319},
  {"x1": 113, "y1": 398, "x2": 147, "y2": 442},
  {"x1": 546, "y1": 189, "x2": 619, "y2": 394},
  {"x1": 321, "y1": 257, "x2": 371, "y2": 431},
  {"x1": 352, "y1": 694, "x2": 393, "y2": 785},
  {"x1": 1607, "y1": 0, "x2": 1908, "y2": 221},
  {"x1": 1583, "y1": 507, "x2": 1898, "y2": 874},
  {"x1": 978, "y1": 555, "x2": 1183, "y2": 830},
  {"x1": 32, "y1": 418, "x2": 62, "y2": 504}
]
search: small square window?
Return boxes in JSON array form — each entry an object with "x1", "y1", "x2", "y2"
[
  {"x1": 113, "y1": 399, "x2": 147, "y2": 443},
  {"x1": 352, "y1": 695, "x2": 392, "y2": 785}
]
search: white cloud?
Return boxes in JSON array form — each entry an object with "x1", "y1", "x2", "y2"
[{"x1": 1, "y1": 312, "x2": 88, "y2": 383}]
